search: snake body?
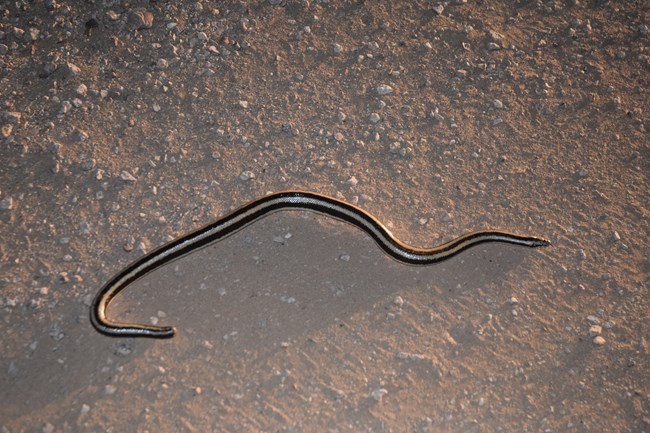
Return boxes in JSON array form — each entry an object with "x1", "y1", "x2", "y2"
[{"x1": 90, "y1": 191, "x2": 549, "y2": 338}]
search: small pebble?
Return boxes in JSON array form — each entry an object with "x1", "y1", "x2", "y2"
[
  {"x1": 369, "y1": 112, "x2": 381, "y2": 123},
  {"x1": 593, "y1": 336, "x2": 606, "y2": 346},
  {"x1": 42, "y1": 423, "x2": 54, "y2": 433},
  {"x1": 393, "y1": 296, "x2": 404, "y2": 307},
  {"x1": 334, "y1": 132, "x2": 344, "y2": 141},
  {"x1": 3, "y1": 111, "x2": 22, "y2": 123},
  {"x1": 589, "y1": 325, "x2": 602, "y2": 337},
  {"x1": 136, "y1": 239, "x2": 149, "y2": 254},
  {"x1": 370, "y1": 388, "x2": 388, "y2": 402},
  {"x1": 389, "y1": 142, "x2": 402, "y2": 154},
  {"x1": 1, "y1": 124, "x2": 11, "y2": 138},
  {"x1": 333, "y1": 43, "x2": 343, "y2": 54},
  {"x1": 73, "y1": 130, "x2": 88, "y2": 142},
  {"x1": 57, "y1": 272, "x2": 70, "y2": 283},
  {"x1": 0, "y1": 197, "x2": 13, "y2": 210},
  {"x1": 120, "y1": 171, "x2": 137, "y2": 182},
  {"x1": 586, "y1": 315, "x2": 600, "y2": 325},
  {"x1": 75, "y1": 84, "x2": 87, "y2": 96},
  {"x1": 106, "y1": 10, "x2": 121, "y2": 21},
  {"x1": 60, "y1": 101, "x2": 72, "y2": 114},
  {"x1": 63, "y1": 62, "x2": 81, "y2": 77},
  {"x1": 105, "y1": 384, "x2": 117, "y2": 395},
  {"x1": 347, "y1": 176, "x2": 358, "y2": 186},
  {"x1": 80, "y1": 404, "x2": 90, "y2": 414},
  {"x1": 432, "y1": 4, "x2": 444, "y2": 15},
  {"x1": 493, "y1": 99, "x2": 504, "y2": 109},
  {"x1": 239, "y1": 170, "x2": 255, "y2": 181},
  {"x1": 376, "y1": 85, "x2": 394, "y2": 95},
  {"x1": 239, "y1": 100, "x2": 249, "y2": 108},
  {"x1": 123, "y1": 236, "x2": 135, "y2": 252},
  {"x1": 128, "y1": 9, "x2": 154, "y2": 30}
]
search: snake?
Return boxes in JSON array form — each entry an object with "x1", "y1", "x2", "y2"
[{"x1": 90, "y1": 191, "x2": 549, "y2": 338}]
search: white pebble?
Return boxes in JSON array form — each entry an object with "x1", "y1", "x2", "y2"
[
  {"x1": 369, "y1": 112, "x2": 381, "y2": 123},
  {"x1": 376, "y1": 85, "x2": 394, "y2": 95}
]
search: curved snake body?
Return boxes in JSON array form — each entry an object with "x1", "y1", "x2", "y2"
[{"x1": 90, "y1": 191, "x2": 549, "y2": 338}]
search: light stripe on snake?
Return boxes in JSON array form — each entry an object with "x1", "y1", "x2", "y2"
[{"x1": 90, "y1": 191, "x2": 549, "y2": 338}]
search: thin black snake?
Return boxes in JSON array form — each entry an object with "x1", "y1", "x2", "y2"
[{"x1": 90, "y1": 191, "x2": 549, "y2": 338}]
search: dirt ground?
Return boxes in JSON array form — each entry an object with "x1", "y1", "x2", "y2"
[{"x1": 1, "y1": 1, "x2": 648, "y2": 432}]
